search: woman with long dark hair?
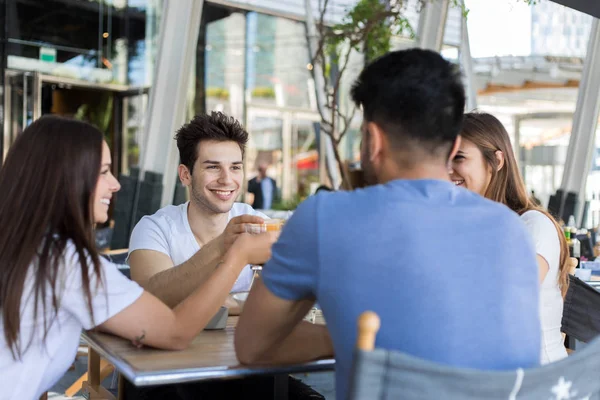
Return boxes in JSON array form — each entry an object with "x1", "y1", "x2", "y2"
[
  {"x1": 0, "y1": 115, "x2": 275, "y2": 399},
  {"x1": 450, "y1": 112, "x2": 569, "y2": 364}
]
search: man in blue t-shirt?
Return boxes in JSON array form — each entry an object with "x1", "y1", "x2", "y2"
[{"x1": 235, "y1": 49, "x2": 541, "y2": 400}]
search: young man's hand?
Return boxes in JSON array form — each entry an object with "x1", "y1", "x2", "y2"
[
  {"x1": 220, "y1": 215, "x2": 265, "y2": 253},
  {"x1": 231, "y1": 231, "x2": 279, "y2": 266}
]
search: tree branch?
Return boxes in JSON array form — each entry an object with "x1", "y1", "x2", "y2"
[
  {"x1": 310, "y1": 0, "x2": 426, "y2": 190},
  {"x1": 309, "y1": 0, "x2": 332, "y2": 128},
  {"x1": 332, "y1": 41, "x2": 354, "y2": 107},
  {"x1": 311, "y1": 0, "x2": 330, "y2": 66},
  {"x1": 338, "y1": 105, "x2": 358, "y2": 143}
]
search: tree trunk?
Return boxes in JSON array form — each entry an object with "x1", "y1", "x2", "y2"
[{"x1": 331, "y1": 140, "x2": 352, "y2": 190}]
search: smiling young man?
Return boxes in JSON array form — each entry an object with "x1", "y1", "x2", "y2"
[{"x1": 128, "y1": 112, "x2": 267, "y2": 313}]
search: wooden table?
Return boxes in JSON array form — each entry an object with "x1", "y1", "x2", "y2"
[{"x1": 82, "y1": 316, "x2": 333, "y2": 400}]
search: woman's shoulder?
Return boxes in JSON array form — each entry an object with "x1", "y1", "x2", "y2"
[
  {"x1": 60, "y1": 240, "x2": 111, "y2": 279},
  {"x1": 520, "y1": 209, "x2": 561, "y2": 251},
  {"x1": 520, "y1": 209, "x2": 557, "y2": 228}
]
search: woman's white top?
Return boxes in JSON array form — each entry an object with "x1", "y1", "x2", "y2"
[
  {"x1": 0, "y1": 243, "x2": 143, "y2": 400},
  {"x1": 521, "y1": 210, "x2": 568, "y2": 364}
]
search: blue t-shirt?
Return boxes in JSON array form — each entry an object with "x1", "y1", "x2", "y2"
[{"x1": 262, "y1": 179, "x2": 541, "y2": 400}]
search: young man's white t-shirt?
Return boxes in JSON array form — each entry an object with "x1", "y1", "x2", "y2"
[
  {"x1": 128, "y1": 202, "x2": 268, "y2": 293},
  {"x1": 0, "y1": 244, "x2": 143, "y2": 400},
  {"x1": 521, "y1": 210, "x2": 568, "y2": 364}
]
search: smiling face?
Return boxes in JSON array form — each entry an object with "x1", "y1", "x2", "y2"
[
  {"x1": 450, "y1": 138, "x2": 492, "y2": 196},
  {"x1": 182, "y1": 140, "x2": 243, "y2": 215},
  {"x1": 93, "y1": 141, "x2": 121, "y2": 223}
]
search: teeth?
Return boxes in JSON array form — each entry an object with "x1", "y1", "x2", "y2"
[
  {"x1": 101, "y1": 199, "x2": 111, "y2": 205},
  {"x1": 453, "y1": 180, "x2": 464, "y2": 186},
  {"x1": 214, "y1": 191, "x2": 232, "y2": 195}
]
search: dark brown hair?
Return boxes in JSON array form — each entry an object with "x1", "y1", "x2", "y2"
[
  {"x1": 0, "y1": 115, "x2": 104, "y2": 359},
  {"x1": 461, "y1": 112, "x2": 570, "y2": 296},
  {"x1": 174, "y1": 112, "x2": 249, "y2": 174}
]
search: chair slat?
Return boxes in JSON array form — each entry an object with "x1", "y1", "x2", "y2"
[{"x1": 356, "y1": 311, "x2": 380, "y2": 351}]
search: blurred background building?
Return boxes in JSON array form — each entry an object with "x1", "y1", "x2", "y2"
[{"x1": 1, "y1": 0, "x2": 599, "y2": 246}]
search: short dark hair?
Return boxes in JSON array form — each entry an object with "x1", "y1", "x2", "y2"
[
  {"x1": 351, "y1": 49, "x2": 465, "y2": 158},
  {"x1": 174, "y1": 111, "x2": 249, "y2": 174}
]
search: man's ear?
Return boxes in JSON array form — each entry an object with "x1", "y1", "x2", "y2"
[
  {"x1": 366, "y1": 121, "x2": 385, "y2": 163},
  {"x1": 178, "y1": 164, "x2": 192, "y2": 187},
  {"x1": 495, "y1": 150, "x2": 505, "y2": 171}
]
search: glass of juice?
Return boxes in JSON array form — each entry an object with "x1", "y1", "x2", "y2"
[
  {"x1": 245, "y1": 219, "x2": 284, "y2": 234},
  {"x1": 245, "y1": 219, "x2": 284, "y2": 271}
]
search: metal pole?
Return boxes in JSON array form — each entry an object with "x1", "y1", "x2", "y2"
[
  {"x1": 0, "y1": 0, "x2": 7, "y2": 165},
  {"x1": 107, "y1": 0, "x2": 112, "y2": 62},
  {"x1": 417, "y1": 0, "x2": 450, "y2": 52},
  {"x1": 139, "y1": 0, "x2": 204, "y2": 208},
  {"x1": 282, "y1": 112, "x2": 292, "y2": 201},
  {"x1": 241, "y1": 11, "x2": 250, "y2": 203},
  {"x1": 558, "y1": 18, "x2": 600, "y2": 225},
  {"x1": 513, "y1": 116, "x2": 521, "y2": 170},
  {"x1": 22, "y1": 72, "x2": 27, "y2": 128},
  {"x1": 98, "y1": 0, "x2": 104, "y2": 68},
  {"x1": 460, "y1": 2, "x2": 477, "y2": 111},
  {"x1": 32, "y1": 71, "x2": 41, "y2": 121}
]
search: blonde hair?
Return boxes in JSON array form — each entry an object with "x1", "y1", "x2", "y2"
[{"x1": 461, "y1": 112, "x2": 570, "y2": 297}]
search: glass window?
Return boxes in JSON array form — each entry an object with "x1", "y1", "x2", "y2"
[
  {"x1": 518, "y1": 118, "x2": 572, "y2": 209},
  {"x1": 6, "y1": 0, "x2": 162, "y2": 85},
  {"x1": 584, "y1": 128, "x2": 600, "y2": 228},
  {"x1": 203, "y1": 7, "x2": 246, "y2": 120},
  {"x1": 121, "y1": 92, "x2": 150, "y2": 176},
  {"x1": 200, "y1": 7, "x2": 323, "y2": 201},
  {"x1": 292, "y1": 119, "x2": 320, "y2": 198},
  {"x1": 246, "y1": 12, "x2": 312, "y2": 108},
  {"x1": 246, "y1": 115, "x2": 284, "y2": 203}
]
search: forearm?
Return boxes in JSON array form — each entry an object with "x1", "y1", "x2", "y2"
[
  {"x1": 171, "y1": 253, "x2": 246, "y2": 342},
  {"x1": 240, "y1": 322, "x2": 333, "y2": 365},
  {"x1": 144, "y1": 238, "x2": 225, "y2": 307},
  {"x1": 116, "y1": 255, "x2": 246, "y2": 351},
  {"x1": 224, "y1": 295, "x2": 243, "y2": 315}
]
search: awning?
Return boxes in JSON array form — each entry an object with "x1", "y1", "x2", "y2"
[
  {"x1": 296, "y1": 150, "x2": 319, "y2": 170},
  {"x1": 550, "y1": 0, "x2": 600, "y2": 19}
]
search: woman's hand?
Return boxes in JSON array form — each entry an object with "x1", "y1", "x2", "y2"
[
  {"x1": 230, "y1": 232, "x2": 279, "y2": 266},
  {"x1": 219, "y1": 215, "x2": 266, "y2": 253}
]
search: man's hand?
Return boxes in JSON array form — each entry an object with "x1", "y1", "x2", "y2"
[
  {"x1": 235, "y1": 280, "x2": 333, "y2": 365},
  {"x1": 220, "y1": 215, "x2": 265, "y2": 253},
  {"x1": 230, "y1": 231, "x2": 279, "y2": 266}
]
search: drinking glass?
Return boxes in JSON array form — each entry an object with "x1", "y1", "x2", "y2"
[{"x1": 245, "y1": 219, "x2": 284, "y2": 273}]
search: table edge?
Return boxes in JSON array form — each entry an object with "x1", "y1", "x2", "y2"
[{"x1": 83, "y1": 331, "x2": 335, "y2": 387}]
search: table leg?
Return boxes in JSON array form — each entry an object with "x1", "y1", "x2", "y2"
[
  {"x1": 117, "y1": 374, "x2": 125, "y2": 400},
  {"x1": 274, "y1": 374, "x2": 289, "y2": 400},
  {"x1": 88, "y1": 348, "x2": 101, "y2": 389},
  {"x1": 83, "y1": 347, "x2": 116, "y2": 400}
]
